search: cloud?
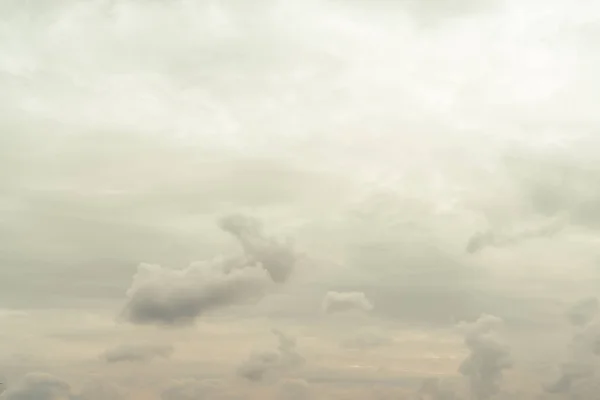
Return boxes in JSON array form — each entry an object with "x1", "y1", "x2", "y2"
[
  {"x1": 545, "y1": 297, "x2": 600, "y2": 396},
  {"x1": 341, "y1": 328, "x2": 393, "y2": 351},
  {"x1": 0, "y1": 374, "x2": 123, "y2": 400},
  {"x1": 276, "y1": 379, "x2": 310, "y2": 400},
  {"x1": 218, "y1": 214, "x2": 296, "y2": 283},
  {"x1": 121, "y1": 214, "x2": 296, "y2": 326},
  {"x1": 237, "y1": 329, "x2": 304, "y2": 382},
  {"x1": 417, "y1": 377, "x2": 458, "y2": 400},
  {"x1": 0, "y1": 373, "x2": 72, "y2": 400},
  {"x1": 322, "y1": 291, "x2": 373, "y2": 314},
  {"x1": 75, "y1": 381, "x2": 125, "y2": 400},
  {"x1": 458, "y1": 314, "x2": 512, "y2": 400},
  {"x1": 465, "y1": 217, "x2": 565, "y2": 254},
  {"x1": 567, "y1": 297, "x2": 599, "y2": 327},
  {"x1": 161, "y1": 379, "x2": 224, "y2": 400},
  {"x1": 102, "y1": 343, "x2": 174, "y2": 363}
]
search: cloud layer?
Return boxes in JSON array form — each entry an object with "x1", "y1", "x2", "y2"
[{"x1": 102, "y1": 343, "x2": 174, "y2": 363}]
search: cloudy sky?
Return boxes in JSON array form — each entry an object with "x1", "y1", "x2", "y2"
[{"x1": 1, "y1": 0, "x2": 600, "y2": 399}]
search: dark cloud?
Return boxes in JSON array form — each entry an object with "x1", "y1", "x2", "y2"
[
  {"x1": 102, "y1": 343, "x2": 174, "y2": 363},
  {"x1": 458, "y1": 314, "x2": 512, "y2": 400},
  {"x1": 322, "y1": 291, "x2": 373, "y2": 314},
  {"x1": 121, "y1": 214, "x2": 296, "y2": 326},
  {"x1": 237, "y1": 329, "x2": 304, "y2": 382}
]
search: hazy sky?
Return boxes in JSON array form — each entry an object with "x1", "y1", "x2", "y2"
[{"x1": 1, "y1": 0, "x2": 600, "y2": 399}]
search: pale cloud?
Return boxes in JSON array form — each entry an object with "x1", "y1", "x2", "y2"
[
  {"x1": 102, "y1": 343, "x2": 173, "y2": 363},
  {"x1": 458, "y1": 315, "x2": 512, "y2": 400},
  {"x1": 341, "y1": 328, "x2": 393, "y2": 351},
  {"x1": 160, "y1": 378, "x2": 224, "y2": 400},
  {"x1": 1, "y1": 0, "x2": 600, "y2": 398},
  {"x1": 322, "y1": 291, "x2": 373, "y2": 315},
  {"x1": 237, "y1": 330, "x2": 305, "y2": 383},
  {"x1": 0, "y1": 373, "x2": 71, "y2": 400}
]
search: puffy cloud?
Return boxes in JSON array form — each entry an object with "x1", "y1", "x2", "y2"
[
  {"x1": 237, "y1": 329, "x2": 304, "y2": 382},
  {"x1": 545, "y1": 297, "x2": 600, "y2": 396},
  {"x1": 322, "y1": 291, "x2": 373, "y2": 314},
  {"x1": 121, "y1": 214, "x2": 296, "y2": 326},
  {"x1": 102, "y1": 343, "x2": 173, "y2": 363},
  {"x1": 458, "y1": 315, "x2": 512, "y2": 400},
  {"x1": 0, "y1": 373, "x2": 72, "y2": 400},
  {"x1": 218, "y1": 214, "x2": 296, "y2": 283}
]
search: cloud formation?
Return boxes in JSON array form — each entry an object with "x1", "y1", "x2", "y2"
[
  {"x1": 545, "y1": 298, "x2": 600, "y2": 397},
  {"x1": 237, "y1": 329, "x2": 304, "y2": 382},
  {"x1": 102, "y1": 343, "x2": 174, "y2": 363},
  {"x1": 417, "y1": 377, "x2": 457, "y2": 400},
  {"x1": 276, "y1": 379, "x2": 310, "y2": 400},
  {"x1": 465, "y1": 218, "x2": 565, "y2": 254},
  {"x1": 0, "y1": 373, "x2": 72, "y2": 400},
  {"x1": 218, "y1": 214, "x2": 296, "y2": 283},
  {"x1": 161, "y1": 379, "x2": 224, "y2": 400},
  {"x1": 458, "y1": 315, "x2": 512, "y2": 400},
  {"x1": 322, "y1": 291, "x2": 373, "y2": 314},
  {"x1": 121, "y1": 214, "x2": 296, "y2": 326}
]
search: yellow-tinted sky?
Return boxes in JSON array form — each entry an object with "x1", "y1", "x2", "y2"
[{"x1": 2, "y1": 0, "x2": 600, "y2": 399}]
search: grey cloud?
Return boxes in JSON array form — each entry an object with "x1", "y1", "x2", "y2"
[
  {"x1": 418, "y1": 377, "x2": 458, "y2": 400},
  {"x1": 0, "y1": 374, "x2": 123, "y2": 400},
  {"x1": 458, "y1": 314, "x2": 512, "y2": 400},
  {"x1": 546, "y1": 298, "x2": 600, "y2": 396},
  {"x1": 218, "y1": 214, "x2": 296, "y2": 283},
  {"x1": 0, "y1": 373, "x2": 72, "y2": 400},
  {"x1": 465, "y1": 218, "x2": 565, "y2": 254},
  {"x1": 74, "y1": 381, "x2": 124, "y2": 400},
  {"x1": 322, "y1": 291, "x2": 373, "y2": 314},
  {"x1": 121, "y1": 261, "x2": 270, "y2": 326},
  {"x1": 237, "y1": 329, "x2": 304, "y2": 382},
  {"x1": 567, "y1": 297, "x2": 599, "y2": 327},
  {"x1": 102, "y1": 343, "x2": 174, "y2": 363},
  {"x1": 121, "y1": 214, "x2": 295, "y2": 326},
  {"x1": 503, "y1": 149, "x2": 600, "y2": 230},
  {"x1": 161, "y1": 379, "x2": 224, "y2": 400}
]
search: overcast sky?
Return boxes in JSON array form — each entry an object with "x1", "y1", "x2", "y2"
[{"x1": 1, "y1": 0, "x2": 600, "y2": 399}]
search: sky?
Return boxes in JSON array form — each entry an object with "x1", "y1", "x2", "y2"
[{"x1": 1, "y1": 0, "x2": 600, "y2": 399}]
